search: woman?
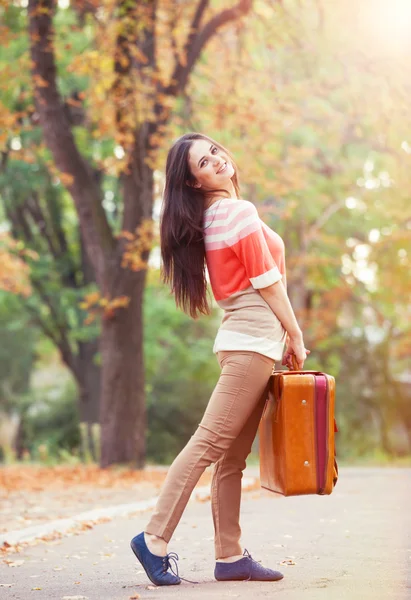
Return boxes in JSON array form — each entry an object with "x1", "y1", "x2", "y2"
[{"x1": 130, "y1": 132, "x2": 309, "y2": 586}]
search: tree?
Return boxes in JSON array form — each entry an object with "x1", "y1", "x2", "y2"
[
  {"x1": 0, "y1": 233, "x2": 32, "y2": 297},
  {"x1": 0, "y1": 1, "x2": 103, "y2": 458},
  {"x1": 0, "y1": 158, "x2": 101, "y2": 455},
  {"x1": 27, "y1": 0, "x2": 253, "y2": 466}
]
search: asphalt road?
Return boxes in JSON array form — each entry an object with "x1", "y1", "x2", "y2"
[{"x1": 1, "y1": 467, "x2": 410, "y2": 600}]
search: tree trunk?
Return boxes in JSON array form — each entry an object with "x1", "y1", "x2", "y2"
[
  {"x1": 77, "y1": 343, "x2": 100, "y2": 424},
  {"x1": 99, "y1": 138, "x2": 153, "y2": 467},
  {"x1": 76, "y1": 338, "x2": 100, "y2": 460},
  {"x1": 100, "y1": 271, "x2": 147, "y2": 467},
  {"x1": 379, "y1": 415, "x2": 393, "y2": 456}
]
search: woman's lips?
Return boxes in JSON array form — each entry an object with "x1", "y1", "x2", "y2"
[{"x1": 217, "y1": 162, "x2": 227, "y2": 174}]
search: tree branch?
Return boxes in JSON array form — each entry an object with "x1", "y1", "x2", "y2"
[
  {"x1": 30, "y1": 277, "x2": 79, "y2": 377},
  {"x1": 25, "y1": 192, "x2": 60, "y2": 257},
  {"x1": 306, "y1": 198, "x2": 347, "y2": 243},
  {"x1": 164, "y1": 0, "x2": 252, "y2": 96},
  {"x1": 28, "y1": 0, "x2": 115, "y2": 288}
]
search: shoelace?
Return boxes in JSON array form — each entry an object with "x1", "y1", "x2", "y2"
[
  {"x1": 162, "y1": 551, "x2": 199, "y2": 585},
  {"x1": 242, "y1": 548, "x2": 262, "y2": 581}
]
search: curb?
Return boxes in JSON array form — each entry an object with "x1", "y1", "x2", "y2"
[{"x1": 0, "y1": 476, "x2": 258, "y2": 548}]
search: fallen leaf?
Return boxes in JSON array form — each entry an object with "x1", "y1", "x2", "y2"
[
  {"x1": 129, "y1": 595, "x2": 141, "y2": 599},
  {"x1": 0, "y1": 584, "x2": 14, "y2": 588},
  {"x1": 146, "y1": 585, "x2": 157, "y2": 590},
  {"x1": 280, "y1": 559, "x2": 296, "y2": 566},
  {"x1": 7, "y1": 560, "x2": 24, "y2": 567},
  {"x1": 32, "y1": 587, "x2": 42, "y2": 590}
]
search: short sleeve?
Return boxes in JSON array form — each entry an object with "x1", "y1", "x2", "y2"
[{"x1": 224, "y1": 200, "x2": 282, "y2": 289}]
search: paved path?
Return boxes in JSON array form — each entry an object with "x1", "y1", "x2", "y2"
[{"x1": 1, "y1": 467, "x2": 410, "y2": 600}]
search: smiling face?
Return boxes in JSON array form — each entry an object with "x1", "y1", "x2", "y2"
[{"x1": 187, "y1": 138, "x2": 235, "y2": 197}]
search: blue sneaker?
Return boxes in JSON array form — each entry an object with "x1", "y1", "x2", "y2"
[
  {"x1": 214, "y1": 549, "x2": 284, "y2": 582},
  {"x1": 130, "y1": 532, "x2": 181, "y2": 586}
]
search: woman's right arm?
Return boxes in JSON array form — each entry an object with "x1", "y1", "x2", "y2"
[{"x1": 258, "y1": 279, "x2": 308, "y2": 369}]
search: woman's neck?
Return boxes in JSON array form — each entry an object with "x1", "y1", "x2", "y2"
[{"x1": 205, "y1": 182, "x2": 237, "y2": 210}]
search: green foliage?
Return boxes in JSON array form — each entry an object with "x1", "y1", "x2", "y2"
[
  {"x1": 21, "y1": 381, "x2": 81, "y2": 464},
  {"x1": 0, "y1": 291, "x2": 37, "y2": 413},
  {"x1": 144, "y1": 273, "x2": 221, "y2": 463}
]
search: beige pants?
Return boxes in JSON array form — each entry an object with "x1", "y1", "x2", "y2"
[{"x1": 145, "y1": 350, "x2": 274, "y2": 559}]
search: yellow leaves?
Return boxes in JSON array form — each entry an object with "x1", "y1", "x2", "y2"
[
  {"x1": 66, "y1": 97, "x2": 82, "y2": 108},
  {"x1": 0, "y1": 234, "x2": 35, "y2": 297},
  {"x1": 0, "y1": 102, "x2": 27, "y2": 151},
  {"x1": 59, "y1": 172, "x2": 75, "y2": 187},
  {"x1": 155, "y1": 93, "x2": 176, "y2": 109},
  {"x1": 34, "y1": 2, "x2": 51, "y2": 16},
  {"x1": 79, "y1": 291, "x2": 131, "y2": 323},
  {"x1": 0, "y1": 105, "x2": 18, "y2": 129},
  {"x1": 45, "y1": 162, "x2": 74, "y2": 187},
  {"x1": 119, "y1": 219, "x2": 155, "y2": 272},
  {"x1": 33, "y1": 74, "x2": 49, "y2": 89},
  {"x1": 280, "y1": 559, "x2": 296, "y2": 566},
  {"x1": 79, "y1": 292, "x2": 101, "y2": 308},
  {"x1": 129, "y1": 46, "x2": 149, "y2": 65},
  {"x1": 100, "y1": 155, "x2": 129, "y2": 178},
  {"x1": 67, "y1": 51, "x2": 116, "y2": 100},
  {"x1": 4, "y1": 559, "x2": 24, "y2": 567}
]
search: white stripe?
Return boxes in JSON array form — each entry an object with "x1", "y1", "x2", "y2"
[
  {"x1": 204, "y1": 203, "x2": 254, "y2": 229},
  {"x1": 204, "y1": 197, "x2": 237, "y2": 215},
  {"x1": 204, "y1": 213, "x2": 258, "y2": 244},
  {"x1": 204, "y1": 200, "x2": 255, "y2": 227},
  {"x1": 213, "y1": 329, "x2": 286, "y2": 361},
  {"x1": 249, "y1": 267, "x2": 282, "y2": 289},
  {"x1": 204, "y1": 206, "x2": 229, "y2": 221}
]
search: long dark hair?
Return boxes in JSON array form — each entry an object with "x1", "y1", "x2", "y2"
[{"x1": 160, "y1": 132, "x2": 240, "y2": 319}]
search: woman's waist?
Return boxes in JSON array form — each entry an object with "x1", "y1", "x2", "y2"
[
  {"x1": 216, "y1": 285, "x2": 274, "y2": 311},
  {"x1": 219, "y1": 304, "x2": 284, "y2": 334}
]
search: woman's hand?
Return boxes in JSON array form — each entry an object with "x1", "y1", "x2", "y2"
[{"x1": 282, "y1": 334, "x2": 310, "y2": 370}]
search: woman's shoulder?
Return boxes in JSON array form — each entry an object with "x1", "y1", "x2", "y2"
[{"x1": 218, "y1": 197, "x2": 259, "y2": 216}]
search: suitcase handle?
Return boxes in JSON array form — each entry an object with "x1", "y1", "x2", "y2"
[
  {"x1": 274, "y1": 370, "x2": 326, "y2": 376},
  {"x1": 272, "y1": 355, "x2": 324, "y2": 375}
]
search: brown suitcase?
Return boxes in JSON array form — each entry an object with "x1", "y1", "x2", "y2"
[{"x1": 259, "y1": 362, "x2": 338, "y2": 496}]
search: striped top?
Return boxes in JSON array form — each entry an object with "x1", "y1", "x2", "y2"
[{"x1": 203, "y1": 197, "x2": 287, "y2": 361}]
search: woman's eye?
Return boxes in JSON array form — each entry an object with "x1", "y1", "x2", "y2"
[{"x1": 201, "y1": 147, "x2": 218, "y2": 167}]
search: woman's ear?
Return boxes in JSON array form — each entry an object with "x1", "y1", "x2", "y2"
[{"x1": 186, "y1": 179, "x2": 201, "y2": 189}]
